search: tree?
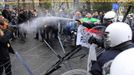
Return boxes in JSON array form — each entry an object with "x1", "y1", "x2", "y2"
[
  {"x1": 92, "y1": 2, "x2": 112, "y2": 12},
  {"x1": 32, "y1": 0, "x2": 35, "y2": 9},
  {"x1": 22, "y1": 0, "x2": 26, "y2": 9},
  {"x1": 39, "y1": 0, "x2": 52, "y2": 9}
]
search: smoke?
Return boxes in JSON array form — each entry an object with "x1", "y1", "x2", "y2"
[{"x1": 19, "y1": 16, "x2": 74, "y2": 33}]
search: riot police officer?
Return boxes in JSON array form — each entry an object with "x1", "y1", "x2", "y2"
[{"x1": 90, "y1": 22, "x2": 134, "y2": 75}]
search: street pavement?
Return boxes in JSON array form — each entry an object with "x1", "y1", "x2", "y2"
[{"x1": 10, "y1": 33, "x2": 88, "y2": 75}]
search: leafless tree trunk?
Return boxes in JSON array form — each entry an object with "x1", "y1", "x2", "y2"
[
  {"x1": 32, "y1": 0, "x2": 35, "y2": 9},
  {"x1": 17, "y1": 0, "x2": 20, "y2": 9},
  {"x1": 22, "y1": 0, "x2": 25, "y2": 9},
  {"x1": 66, "y1": 0, "x2": 69, "y2": 8}
]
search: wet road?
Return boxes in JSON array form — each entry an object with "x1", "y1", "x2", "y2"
[{"x1": 10, "y1": 33, "x2": 88, "y2": 75}]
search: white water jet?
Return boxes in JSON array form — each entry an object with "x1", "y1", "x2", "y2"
[{"x1": 19, "y1": 16, "x2": 74, "y2": 33}]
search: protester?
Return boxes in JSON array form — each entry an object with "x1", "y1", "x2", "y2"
[{"x1": 0, "y1": 18, "x2": 15, "y2": 75}]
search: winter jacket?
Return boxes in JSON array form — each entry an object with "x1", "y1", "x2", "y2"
[{"x1": 0, "y1": 29, "x2": 14, "y2": 60}]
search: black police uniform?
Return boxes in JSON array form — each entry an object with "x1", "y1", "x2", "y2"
[
  {"x1": 90, "y1": 41, "x2": 134, "y2": 75},
  {"x1": 0, "y1": 29, "x2": 14, "y2": 75}
]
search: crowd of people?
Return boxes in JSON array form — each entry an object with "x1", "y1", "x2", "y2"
[
  {"x1": 0, "y1": 6, "x2": 134, "y2": 75},
  {"x1": 0, "y1": 7, "x2": 39, "y2": 75}
]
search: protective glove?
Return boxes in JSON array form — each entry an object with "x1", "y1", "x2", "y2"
[
  {"x1": 88, "y1": 36, "x2": 97, "y2": 44},
  {"x1": 88, "y1": 36, "x2": 104, "y2": 48}
]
